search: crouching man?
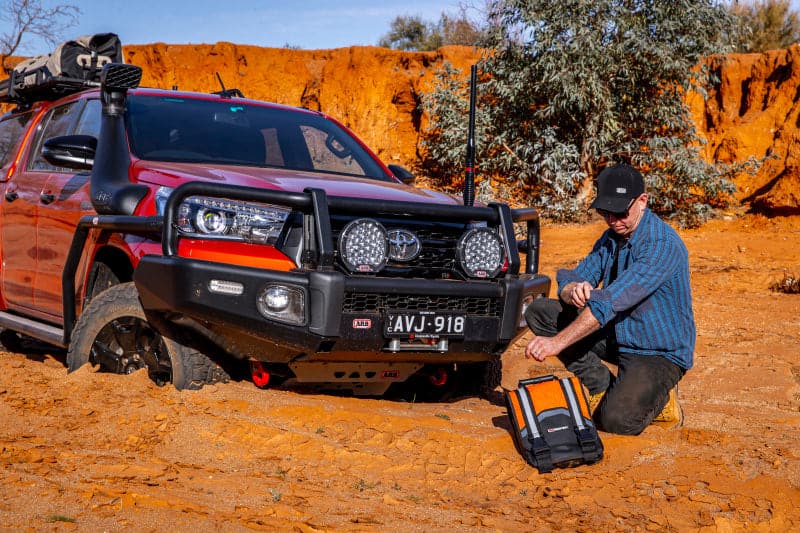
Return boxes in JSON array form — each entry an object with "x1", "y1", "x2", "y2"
[{"x1": 525, "y1": 164, "x2": 694, "y2": 434}]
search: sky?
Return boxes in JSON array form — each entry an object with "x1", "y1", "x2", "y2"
[
  {"x1": 15, "y1": 0, "x2": 466, "y2": 56},
  {"x1": 13, "y1": 0, "x2": 800, "y2": 57}
]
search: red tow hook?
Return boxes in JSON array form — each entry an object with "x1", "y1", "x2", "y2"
[
  {"x1": 250, "y1": 361, "x2": 270, "y2": 388},
  {"x1": 428, "y1": 367, "x2": 448, "y2": 387}
]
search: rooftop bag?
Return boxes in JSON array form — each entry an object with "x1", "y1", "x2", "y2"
[{"x1": 1, "y1": 33, "x2": 123, "y2": 102}]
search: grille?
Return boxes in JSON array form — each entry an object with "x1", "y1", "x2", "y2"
[
  {"x1": 343, "y1": 292, "x2": 500, "y2": 317},
  {"x1": 331, "y1": 215, "x2": 465, "y2": 278}
]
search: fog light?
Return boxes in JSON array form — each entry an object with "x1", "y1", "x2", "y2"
[
  {"x1": 208, "y1": 279, "x2": 245, "y2": 295},
  {"x1": 256, "y1": 284, "x2": 306, "y2": 325}
]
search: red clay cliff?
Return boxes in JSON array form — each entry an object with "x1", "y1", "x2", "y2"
[{"x1": 7, "y1": 42, "x2": 799, "y2": 214}]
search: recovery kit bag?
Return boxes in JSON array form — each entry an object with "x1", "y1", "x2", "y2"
[
  {"x1": 1, "y1": 33, "x2": 123, "y2": 102},
  {"x1": 506, "y1": 374, "x2": 604, "y2": 473}
]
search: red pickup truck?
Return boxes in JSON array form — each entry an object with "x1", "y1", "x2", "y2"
[{"x1": 0, "y1": 62, "x2": 550, "y2": 397}]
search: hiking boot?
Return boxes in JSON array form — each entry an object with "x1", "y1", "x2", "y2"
[
  {"x1": 587, "y1": 391, "x2": 605, "y2": 415},
  {"x1": 652, "y1": 386, "x2": 683, "y2": 428}
]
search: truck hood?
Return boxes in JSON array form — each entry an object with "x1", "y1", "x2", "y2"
[{"x1": 132, "y1": 161, "x2": 459, "y2": 205}]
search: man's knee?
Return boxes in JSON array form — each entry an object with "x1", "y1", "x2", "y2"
[
  {"x1": 524, "y1": 297, "x2": 562, "y2": 336},
  {"x1": 595, "y1": 407, "x2": 648, "y2": 436}
]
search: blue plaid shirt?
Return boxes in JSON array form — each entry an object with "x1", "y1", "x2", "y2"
[{"x1": 556, "y1": 208, "x2": 695, "y2": 369}]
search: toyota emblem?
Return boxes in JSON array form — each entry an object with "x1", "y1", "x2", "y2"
[{"x1": 387, "y1": 229, "x2": 421, "y2": 261}]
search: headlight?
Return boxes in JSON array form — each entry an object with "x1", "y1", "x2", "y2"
[
  {"x1": 338, "y1": 218, "x2": 387, "y2": 273},
  {"x1": 175, "y1": 196, "x2": 290, "y2": 244},
  {"x1": 457, "y1": 227, "x2": 505, "y2": 278}
]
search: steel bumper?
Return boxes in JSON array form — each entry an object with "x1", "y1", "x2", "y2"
[{"x1": 134, "y1": 255, "x2": 551, "y2": 362}]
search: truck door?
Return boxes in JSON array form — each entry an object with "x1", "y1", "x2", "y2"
[
  {"x1": 34, "y1": 99, "x2": 101, "y2": 316},
  {"x1": 0, "y1": 109, "x2": 37, "y2": 310},
  {"x1": 2, "y1": 99, "x2": 87, "y2": 318}
]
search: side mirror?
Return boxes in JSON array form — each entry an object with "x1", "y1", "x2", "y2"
[
  {"x1": 42, "y1": 135, "x2": 98, "y2": 171},
  {"x1": 388, "y1": 164, "x2": 415, "y2": 186}
]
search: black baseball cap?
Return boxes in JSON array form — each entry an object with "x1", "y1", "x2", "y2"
[{"x1": 589, "y1": 164, "x2": 645, "y2": 213}]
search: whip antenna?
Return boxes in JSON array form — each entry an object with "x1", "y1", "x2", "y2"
[{"x1": 463, "y1": 64, "x2": 478, "y2": 206}]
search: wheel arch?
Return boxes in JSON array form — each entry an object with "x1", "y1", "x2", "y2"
[
  {"x1": 81, "y1": 244, "x2": 135, "y2": 308},
  {"x1": 92, "y1": 245, "x2": 134, "y2": 284}
]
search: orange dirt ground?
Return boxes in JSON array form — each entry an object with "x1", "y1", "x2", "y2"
[
  {"x1": 0, "y1": 213, "x2": 798, "y2": 531},
  {"x1": 1, "y1": 42, "x2": 799, "y2": 531}
]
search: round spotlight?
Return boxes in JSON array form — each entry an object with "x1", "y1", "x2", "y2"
[
  {"x1": 457, "y1": 227, "x2": 505, "y2": 278},
  {"x1": 338, "y1": 218, "x2": 388, "y2": 273}
]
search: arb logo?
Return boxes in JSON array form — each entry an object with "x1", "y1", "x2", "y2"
[{"x1": 352, "y1": 318, "x2": 372, "y2": 329}]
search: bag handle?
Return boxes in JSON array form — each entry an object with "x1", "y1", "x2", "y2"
[{"x1": 518, "y1": 373, "x2": 557, "y2": 387}]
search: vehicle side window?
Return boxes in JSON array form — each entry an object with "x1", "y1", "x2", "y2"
[
  {"x1": 262, "y1": 128, "x2": 285, "y2": 166},
  {"x1": 28, "y1": 100, "x2": 84, "y2": 172},
  {"x1": 74, "y1": 99, "x2": 102, "y2": 137},
  {"x1": 0, "y1": 111, "x2": 34, "y2": 169},
  {"x1": 300, "y1": 125, "x2": 366, "y2": 176}
]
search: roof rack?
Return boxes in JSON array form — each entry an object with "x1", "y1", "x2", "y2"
[
  {"x1": 1, "y1": 33, "x2": 122, "y2": 107},
  {"x1": 0, "y1": 69, "x2": 100, "y2": 106}
]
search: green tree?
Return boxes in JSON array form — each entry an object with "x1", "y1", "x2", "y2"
[
  {"x1": 421, "y1": 0, "x2": 746, "y2": 225},
  {"x1": 379, "y1": 10, "x2": 485, "y2": 51},
  {"x1": 0, "y1": 0, "x2": 80, "y2": 73},
  {"x1": 379, "y1": 15, "x2": 440, "y2": 51},
  {"x1": 728, "y1": 0, "x2": 800, "y2": 52}
]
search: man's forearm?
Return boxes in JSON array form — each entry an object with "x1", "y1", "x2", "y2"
[{"x1": 553, "y1": 306, "x2": 601, "y2": 352}]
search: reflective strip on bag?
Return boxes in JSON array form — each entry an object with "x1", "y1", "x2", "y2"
[
  {"x1": 518, "y1": 388, "x2": 541, "y2": 439},
  {"x1": 560, "y1": 377, "x2": 586, "y2": 430}
]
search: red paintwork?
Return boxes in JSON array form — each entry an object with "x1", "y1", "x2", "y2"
[{"x1": 177, "y1": 239, "x2": 297, "y2": 270}]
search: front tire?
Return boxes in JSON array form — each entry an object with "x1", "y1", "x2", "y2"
[{"x1": 67, "y1": 282, "x2": 229, "y2": 390}]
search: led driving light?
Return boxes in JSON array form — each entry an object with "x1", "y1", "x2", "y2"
[
  {"x1": 256, "y1": 284, "x2": 306, "y2": 325},
  {"x1": 208, "y1": 279, "x2": 245, "y2": 296},
  {"x1": 176, "y1": 196, "x2": 290, "y2": 244},
  {"x1": 457, "y1": 227, "x2": 505, "y2": 278},
  {"x1": 338, "y1": 218, "x2": 388, "y2": 273}
]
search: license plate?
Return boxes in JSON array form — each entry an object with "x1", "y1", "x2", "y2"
[{"x1": 384, "y1": 311, "x2": 466, "y2": 338}]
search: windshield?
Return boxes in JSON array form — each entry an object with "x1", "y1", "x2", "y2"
[{"x1": 125, "y1": 94, "x2": 391, "y2": 181}]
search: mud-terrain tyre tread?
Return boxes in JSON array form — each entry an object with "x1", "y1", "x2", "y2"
[
  {"x1": 481, "y1": 357, "x2": 502, "y2": 396},
  {"x1": 173, "y1": 344, "x2": 231, "y2": 391},
  {"x1": 67, "y1": 282, "x2": 229, "y2": 390}
]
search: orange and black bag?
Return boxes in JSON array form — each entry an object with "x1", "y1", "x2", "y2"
[{"x1": 505, "y1": 374, "x2": 603, "y2": 473}]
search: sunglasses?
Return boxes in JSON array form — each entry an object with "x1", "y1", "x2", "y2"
[{"x1": 596, "y1": 197, "x2": 637, "y2": 220}]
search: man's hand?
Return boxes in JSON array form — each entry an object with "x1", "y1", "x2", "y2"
[
  {"x1": 561, "y1": 281, "x2": 593, "y2": 308},
  {"x1": 525, "y1": 306, "x2": 602, "y2": 363},
  {"x1": 525, "y1": 335, "x2": 561, "y2": 362}
]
